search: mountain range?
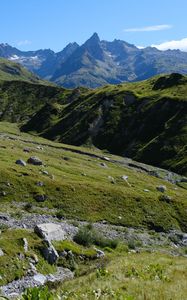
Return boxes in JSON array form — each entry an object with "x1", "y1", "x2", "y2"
[{"x1": 1, "y1": 33, "x2": 187, "y2": 88}]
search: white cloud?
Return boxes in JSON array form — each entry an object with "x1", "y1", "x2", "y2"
[
  {"x1": 17, "y1": 40, "x2": 32, "y2": 46},
  {"x1": 124, "y1": 24, "x2": 172, "y2": 32},
  {"x1": 137, "y1": 46, "x2": 145, "y2": 49},
  {"x1": 151, "y1": 37, "x2": 187, "y2": 52}
]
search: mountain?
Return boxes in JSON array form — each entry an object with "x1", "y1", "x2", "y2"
[{"x1": 1, "y1": 34, "x2": 187, "y2": 88}]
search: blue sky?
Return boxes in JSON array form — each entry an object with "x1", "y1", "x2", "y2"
[{"x1": 1, "y1": 0, "x2": 187, "y2": 52}]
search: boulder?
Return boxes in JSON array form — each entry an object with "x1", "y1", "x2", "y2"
[
  {"x1": 23, "y1": 238, "x2": 28, "y2": 252},
  {"x1": 0, "y1": 248, "x2": 4, "y2": 256},
  {"x1": 100, "y1": 162, "x2": 108, "y2": 168},
  {"x1": 16, "y1": 159, "x2": 26, "y2": 166},
  {"x1": 27, "y1": 156, "x2": 43, "y2": 165},
  {"x1": 33, "y1": 274, "x2": 47, "y2": 284},
  {"x1": 34, "y1": 194, "x2": 47, "y2": 202},
  {"x1": 156, "y1": 185, "x2": 167, "y2": 193},
  {"x1": 42, "y1": 242, "x2": 59, "y2": 264},
  {"x1": 34, "y1": 223, "x2": 66, "y2": 241}
]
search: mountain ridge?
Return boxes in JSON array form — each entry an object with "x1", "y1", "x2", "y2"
[{"x1": 1, "y1": 34, "x2": 187, "y2": 88}]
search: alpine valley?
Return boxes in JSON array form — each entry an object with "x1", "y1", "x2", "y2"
[{"x1": 0, "y1": 36, "x2": 187, "y2": 300}]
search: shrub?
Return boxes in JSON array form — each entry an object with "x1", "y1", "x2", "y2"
[
  {"x1": 74, "y1": 225, "x2": 118, "y2": 249},
  {"x1": 21, "y1": 286, "x2": 54, "y2": 300}
]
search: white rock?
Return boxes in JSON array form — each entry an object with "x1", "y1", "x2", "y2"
[
  {"x1": 33, "y1": 274, "x2": 46, "y2": 285},
  {"x1": 34, "y1": 223, "x2": 66, "y2": 241}
]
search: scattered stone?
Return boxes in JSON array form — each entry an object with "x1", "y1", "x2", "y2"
[
  {"x1": 16, "y1": 159, "x2": 26, "y2": 167},
  {"x1": 34, "y1": 223, "x2": 66, "y2": 241},
  {"x1": 159, "y1": 195, "x2": 172, "y2": 203},
  {"x1": 23, "y1": 238, "x2": 28, "y2": 252},
  {"x1": 32, "y1": 254, "x2": 39, "y2": 264},
  {"x1": 36, "y1": 146, "x2": 44, "y2": 150},
  {"x1": 182, "y1": 234, "x2": 187, "y2": 246},
  {"x1": 81, "y1": 173, "x2": 87, "y2": 176},
  {"x1": 23, "y1": 148, "x2": 31, "y2": 153},
  {"x1": 34, "y1": 194, "x2": 47, "y2": 202},
  {"x1": 33, "y1": 274, "x2": 46, "y2": 284},
  {"x1": 156, "y1": 185, "x2": 167, "y2": 193},
  {"x1": 121, "y1": 175, "x2": 131, "y2": 186},
  {"x1": 144, "y1": 189, "x2": 149, "y2": 192},
  {"x1": 121, "y1": 175, "x2": 128, "y2": 181},
  {"x1": 108, "y1": 176, "x2": 115, "y2": 184},
  {"x1": 100, "y1": 162, "x2": 108, "y2": 168},
  {"x1": 42, "y1": 170, "x2": 49, "y2": 175},
  {"x1": 0, "y1": 191, "x2": 7, "y2": 196},
  {"x1": 28, "y1": 263, "x2": 37, "y2": 275},
  {"x1": 27, "y1": 156, "x2": 43, "y2": 166},
  {"x1": 42, "y1": 241, "x2": 59, "y2": 264},
  {"x1": 36, "y1": 181, "x2": 44, "y2": 187},
  {"x1": 103, "y1": 156, "x2": 110, "y2": 161},
  {"x1": 0, "y1": 248, "x2": 4, "y2": 256},
  {"x1": 94, "y1": 248, "x2": 105, "y2": 258}
]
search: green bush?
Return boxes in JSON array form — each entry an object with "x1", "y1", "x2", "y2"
[
  {"x1": 74, "y1": 225, "x2": 118, "y2": 249},
  {"x1": 21, "y1": 286, "x2": 54, "y2": 300}
]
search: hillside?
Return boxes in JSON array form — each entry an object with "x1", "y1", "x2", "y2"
[
  {"x1": 0, "y1": 122, "x2": 187, "y2": 232},
  {"x1": 0, "y1": 121, "x2": 187, "y2": 298},
  {"x1": 1, "y1": 34, "x2": 187, "y2": 88},
  {"x1": 0, "y1": 57, "x2": 45, "y2": 83},
  {"x1": 22, "y1": 73, "x2": 187, "y2": 175}
]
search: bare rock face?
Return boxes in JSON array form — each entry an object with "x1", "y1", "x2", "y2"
[{"x1": 34, "y1": 223, "x2": 66, "y2": 241}]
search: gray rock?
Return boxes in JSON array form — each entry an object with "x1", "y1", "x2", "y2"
[
  {"x1": 34, "y1": 194, "x2": 47, "y2": 202},
  {"x1": 27, "y1": 156, "x2": 43, "y2": 166},
  {"x1": 42, "y1": 242, "x2": 59, "y2": 264},
  {"x1": 23, "y1": 238, "x2": 28, "y2": 252},
  {"x1": 108, "y1": 176, "x2": 115, "y2": 184},
  {"x1": 94, "y1": 247, "x2": 105, "y2": 258},
  {"x1": 33, "y1": 274, "x2": 46, "y2": 284},
  {"x1": 36, "y1": 181, "x2": 44, "y2": 187},
  {"x1": 16, "y1": 159, "x2": 26, "y2": 166},
  {"x1": 103, "y1": 156, "x2": 110, "y2": 161},
  {"x1": 156, "y1": 185, "x2": 167, "y2": 193},
  {"x1": 180, "y1": 177, "x2": 187, "y2": 183},
  {"x1": 100, "y1": 162, "x2": 108, "y2": 168},
  {"x1": 0, "y1": 191, "x2": 6, "y2": 196},
  {"x1": 34, "y1": 223, "x2": 66, "y2": 241},
  {"x1": 0, "y1": 248, "x2": 4, "y2": 256},
  {"x1": 42, "y1": 170, "x2": 49, "y2": 175}
]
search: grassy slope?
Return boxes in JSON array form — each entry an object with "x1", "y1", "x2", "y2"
[
  {"x1": 22, "y1": 73, "x2": 187, "y2": 175},
  {"x1": 57, "y1": 250, "x2": 187, "y2": 300},
  {"x1": 0, "y1": 228, "x2": 55, "y2": 285},
  {"x1": 0, "y1": 122, "x2": 187, "y2": 232},
  {"x1": 0, "y1": 57, "x2": 46, "y2": 83}
]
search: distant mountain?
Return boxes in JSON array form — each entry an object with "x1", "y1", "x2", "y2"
[{"x1": 1, "y1": 34, "x2": 187, "y2": 88}]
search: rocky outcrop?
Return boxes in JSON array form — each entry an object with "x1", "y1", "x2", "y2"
[{"x1": 0, "y1": 267, "x2": 73, "y2": 298}]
